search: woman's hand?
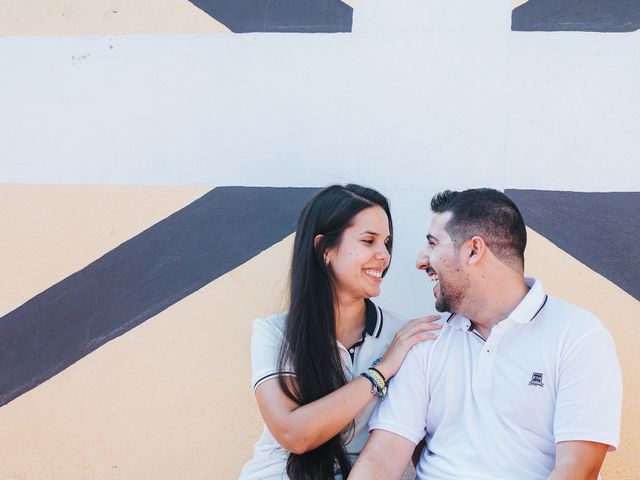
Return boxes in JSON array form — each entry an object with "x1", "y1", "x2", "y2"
[{"x1": 374, "y1": 315, "x2": 441, "y2": 380}]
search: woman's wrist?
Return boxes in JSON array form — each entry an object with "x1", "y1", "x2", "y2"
[
  {"x1": 371, "y1": 361, "x2": 392, "y2": 382},
  {"x1": 361, "y1": 368, "x2": 387, "y2": 399}
]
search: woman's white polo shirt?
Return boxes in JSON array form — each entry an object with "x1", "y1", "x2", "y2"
[{"x1": 239, "y1": 299, "x2": 406, "y2": 480}]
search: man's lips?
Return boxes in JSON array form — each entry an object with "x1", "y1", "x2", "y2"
[
  {"x1": 426, "y1": 267, "x2": 439, "y2": 292},
  {"x1": 426, "y1": 266, "x2": 438, "y2": 280}
]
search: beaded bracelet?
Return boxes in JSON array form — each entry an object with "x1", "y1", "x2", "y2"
[
  {"x1": 366, "y1": 368, "x2": 387, "y2": 395},
  {"x1": 361, "y1": 368, "x2": 387, "y2": 399},
  {"x1": 369, "y1": 367, "x2": 387, "y2": 384}
]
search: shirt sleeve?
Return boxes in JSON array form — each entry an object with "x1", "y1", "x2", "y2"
[
  {"x1": 251, "y1": 315, "x2": 294, "y2": 390},
  {"x1": 554, "y1": 327, "x2": 622, "y2": 450},
  {"x1": 368, "y1": 341, "x2": 430, "y2": 445}
]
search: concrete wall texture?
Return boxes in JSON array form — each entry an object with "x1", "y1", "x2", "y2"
[{"x1": 1, "y1": 0, "x2": 639, "y2": 478}]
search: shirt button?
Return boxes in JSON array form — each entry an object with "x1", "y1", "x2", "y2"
[
  {"x1": 349, "y1": 348, "x2": 355, "y2": 353},
  {"x1": 486, "y1": 348, "x2": 491, "y2": 353}
]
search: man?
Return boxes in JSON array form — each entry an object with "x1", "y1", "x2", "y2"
[{"x1": 350, "y1": 188, "x2": 622, "y2": 480}]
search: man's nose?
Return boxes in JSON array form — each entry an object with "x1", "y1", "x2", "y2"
[{"x1": 416, "y1": 247, "x2": 430, "y2": 270}]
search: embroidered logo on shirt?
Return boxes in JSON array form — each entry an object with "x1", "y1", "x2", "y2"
[{"x1": 528, "y1": 372, "x2": 544, "y2": 387}]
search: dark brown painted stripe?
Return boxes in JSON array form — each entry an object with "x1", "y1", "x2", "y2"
[
  {"x1": 506, "y1": 189, "x2": 640, "y2": 301},
  {"x1": 188, "y1": 0, "x2": 352, "y2": 33},
  {"x1": 0, "y1": 187, "x2": 319, "y2": 407},
  {"x1": 512, "y1": 0, "x2": 640, "y2": 32}
]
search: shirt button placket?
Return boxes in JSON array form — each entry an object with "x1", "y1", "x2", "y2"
[{"x1": 478, "y1": 340, "x2": 497, "y2": 390}]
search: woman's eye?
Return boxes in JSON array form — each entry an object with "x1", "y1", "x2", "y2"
[{"x1": 362, "y1": 239, "x2": 374, "y2": 245}]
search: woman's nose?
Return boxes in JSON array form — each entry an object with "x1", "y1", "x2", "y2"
[{"x1": 376, "y1": 244, "x2": 390, "y2": 263}]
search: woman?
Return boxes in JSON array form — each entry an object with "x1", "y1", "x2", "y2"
[{"x1": 239, "y1": 184, "x2": 440, "y2": 480}]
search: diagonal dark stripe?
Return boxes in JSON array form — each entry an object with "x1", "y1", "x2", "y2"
[
  {"x1": 505, "y1": 189, "x2": 640, "y2": 301},
  {"x1": 512, "y1": 0, "x2": 640, "y2": 32},
  {"x1": 189, "y1": 0, "x2": 352, "y2": 33},
  {"x1": 0, "y1": 186, "x2": 320, "y2": 407}
]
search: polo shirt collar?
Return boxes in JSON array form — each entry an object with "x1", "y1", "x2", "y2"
[
  {"x1": 343, "y1": 299, "x2": 384, "y2": 358},
  {"x1": 364, "y1": 298, "x2": 384, "y2": 338},
  {"x1": 446, "y1": 277, "x2": 548, "y2": 330},
  {"x1": 447, "y1": 313, "x2": 471, "y2": 331},
  {"x1": 507, "y1": 277, "x2": 548, "y2": 324}
]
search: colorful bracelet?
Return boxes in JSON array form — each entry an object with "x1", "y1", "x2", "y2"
[
  {"x1": 369, "y1": 367, "x2": 387, "y2": 384},
  {"x1": 367, "y1": 368, "x2": 387, "y2": 395},
  {"x1": 361, "y1": 367, "x2": 387, "y2": 399}
]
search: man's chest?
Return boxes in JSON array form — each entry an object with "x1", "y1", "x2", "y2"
[{"x1": 425, "y1": 328, "x2": 559, "y2": 437}]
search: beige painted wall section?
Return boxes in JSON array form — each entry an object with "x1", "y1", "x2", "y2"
[
  {"x1": 0, "y1": 184, "x2": 209, "y2": 317},
  {"x1": 0, "y1": 226, "x2": 292, "y2": 479},
  {"x1": 525, "y1": 228, "x2": 639, "y2": 480},
  {"x1": 0, "y1": 0, "x2": 229, "y2": 35}
]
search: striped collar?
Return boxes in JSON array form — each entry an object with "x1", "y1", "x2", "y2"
[
  {"x1": 507, "y1": 277, "x2": 548, "y2": 324},
  {"x1": 364, "y1": 298, "x2": 384, "y2": 338},
  {"x1": 447, "y1": 277, "x2": 548, "y2": 331},
  {"x1": 344, "y1": 299, "x2": 384, "y2": 357}
]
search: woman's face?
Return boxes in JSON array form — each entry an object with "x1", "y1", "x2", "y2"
[{"x1": 325, "y1": 206, "x2": 391, "y2": 302}]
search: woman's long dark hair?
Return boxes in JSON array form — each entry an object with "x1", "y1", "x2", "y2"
[{"x1": 277, "y1": 184, "x2": 393, "y2": 480}]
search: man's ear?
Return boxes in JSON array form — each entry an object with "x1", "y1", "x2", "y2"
[{"x1": 467, "y1": 236, "x2": 486, "y2": 266}]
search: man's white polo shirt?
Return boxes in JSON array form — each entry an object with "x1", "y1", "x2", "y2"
[
  {"x1": 369, "y1": 278, "x2": 622, "y2": 480},
  {"x1": 240, "y1": 299, "x2": 407, "y2": 480}
]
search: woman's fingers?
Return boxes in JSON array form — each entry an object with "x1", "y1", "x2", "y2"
[
  {"x1": 377, "y1": 315, "x2": 442, "y2": 380},
  {"x1": 409, "y1": 331, "x2": 439, "y2": 345},
  {"x1": 412, "y1": 314, "x2": 442, "y2": 323},
  {"x1": 397, "y1": 316, "x2": 442, "y2": 338}
]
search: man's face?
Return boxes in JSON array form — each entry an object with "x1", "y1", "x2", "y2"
[{"x1": 415, "y1": 211, "x2": 469, "y2": 313}]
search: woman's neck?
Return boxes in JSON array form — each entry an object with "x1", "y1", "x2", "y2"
[{"x1": 335, "y1": 297, "x2": 366, "y2": 347}]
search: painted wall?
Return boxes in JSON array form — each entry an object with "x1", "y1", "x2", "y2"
[{"x1": 1, "y1": 1, "x2": 639, "y2": 479}]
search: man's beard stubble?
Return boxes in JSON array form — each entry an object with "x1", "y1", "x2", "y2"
[{"x1": 434, "y1": 276, "x2": 466, "y2": 314}]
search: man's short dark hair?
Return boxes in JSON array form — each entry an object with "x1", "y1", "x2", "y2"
[{"x1": 430, "y1": 188, "x2": 527, "y2": 268}]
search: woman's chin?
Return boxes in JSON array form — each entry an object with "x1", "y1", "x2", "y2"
[{"x1": 367, "y1": 286, "x2": 382, "y2": 298}]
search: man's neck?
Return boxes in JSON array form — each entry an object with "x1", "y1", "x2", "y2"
[{"x1": 463, "y1": 274, "x2": 529, "y2": 339}]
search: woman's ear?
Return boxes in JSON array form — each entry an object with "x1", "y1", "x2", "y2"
[{"x1": 314, "y1": 234, "x2": 330, "y2": 266}]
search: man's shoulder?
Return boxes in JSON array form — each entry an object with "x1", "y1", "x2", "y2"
[
  {"x1": 400, "y1": 317, "x2": 452, "y2": 363},
  {"x1": 542, "y1": 296, "x2": 605, "y2": 330}
]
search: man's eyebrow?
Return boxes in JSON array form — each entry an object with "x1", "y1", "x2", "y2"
[{"x1": 427, "y1": 234, "x2": 438, "y2": 242}]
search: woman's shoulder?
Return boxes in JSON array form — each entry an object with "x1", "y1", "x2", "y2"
[
  {"x1": 368, "y1": 300, "x2": 409, "y2": 337},
  {"x1": 253, "y1": 312, "x2": 288, "y2": 338}
]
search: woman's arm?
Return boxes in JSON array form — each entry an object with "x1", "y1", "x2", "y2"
[
  {"x1": 255, "y1": 315, "x2": 441, "y2": 454},
  {"x1": 256, "y1": 374, "x2": 377, "y2": 454}
]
